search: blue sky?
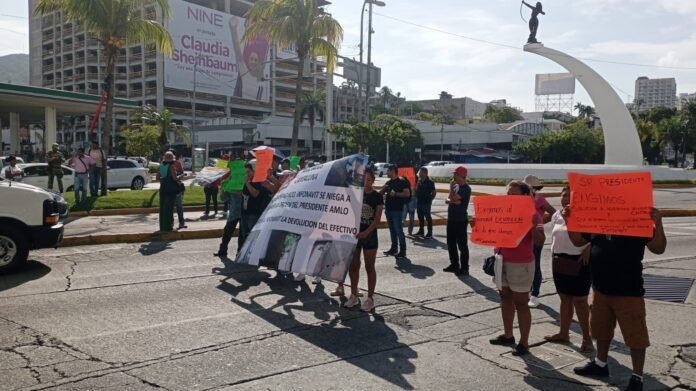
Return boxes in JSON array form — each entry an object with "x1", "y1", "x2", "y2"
[{"x1": 2, "y1": 0, "x2": 696, "y2": 112}]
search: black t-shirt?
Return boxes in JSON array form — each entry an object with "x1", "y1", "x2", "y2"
[
  {"x1": 242, "y1": 183, "x2": 269, "y2": 215},
  {"x1": 416, "y1": 178, "x2": 436, "y2": 205},
  {"x1": 384, "y1": 177, "x2": 411, "y2": 211},
  {"x1": 447, "y1": 183, "x2": 471, "y2": 222},
  {"x1": 583, "y1": 233, "x2": 650, "y2": 297},
  {"x1": 360, "y1": 190, "x2": 384, "y2": 231}
]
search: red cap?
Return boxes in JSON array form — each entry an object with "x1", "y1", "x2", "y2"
[
  {"x1": 452, "y1": 166, "x2": 468, "y2": 177},
  {"x1": 222, "y1": 153, "x2": 230, "y2": 160}
]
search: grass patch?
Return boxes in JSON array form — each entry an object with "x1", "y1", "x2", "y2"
[{"x1": 64, "y1": 187, "x2": 206, "y2": 211}]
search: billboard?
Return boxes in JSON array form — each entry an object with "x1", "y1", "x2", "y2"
[
  {"x1": 342, "y1": 58, "x2": 381, "y2": 87},
  {"x1": 165, "y1": 0, "x2": 270, "y2": 102},
  {"x1": 535, "y1": 73, "x2": 575, "y2": 95}
]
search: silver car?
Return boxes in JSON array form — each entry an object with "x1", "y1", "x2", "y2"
[{"x1": 106, "y1": 158, "x2": 150, "y2": 190}]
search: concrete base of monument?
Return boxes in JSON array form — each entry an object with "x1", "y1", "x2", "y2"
[{"x1": 426, "y1": 164, "x2": 696, "y2": 182}]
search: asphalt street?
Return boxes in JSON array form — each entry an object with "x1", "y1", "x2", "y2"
[{"x1": 1, "y1": 218, "x2": 695, "y2": 390}]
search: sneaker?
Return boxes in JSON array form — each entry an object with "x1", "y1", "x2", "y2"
[
  {"x1": 312, "y1": 276, "x2": 321, "y2": 284},
  {"x1": 413, "y1": 231, "x2": 424, "y2": 237},
  {"x1": 383, "y1": 249, "x2": 397, "y2": 256},
  {"x1": 203, "y1": 211, "x2": 209, "y2": 216},
  {"x1": 330, "y1": 286, "x2": 345, "y2": 297},
  {"x1": 625, "y1": 375, "x2": 643, "y2": 391},
  {"x1": 424, "y1": 233, "x2": 433, "y2": 238},
  {"x1": 528, "y1": 296, "x2": 540, "y2": 308},
  {"x1": 344, "y1": 295, "x2": 360, "y2": 308},
  {"x1": 213, "y1": 251, "x2": 227, "y2": 257},
  {"x1": 178, "y1": 224, "x2": 188, "y2": 229},
  {"x1": 455, "y1": 268, "x2": 469, "y2": 276},
  {"x1": 360, "y1": 297, "x2": 375, "y2": 312},
  {"x1": 443, "y1": 265, "x2": 459, "y2": 273},
  {"x1": 294, "y1": 273, "x2": 306, "y2": 282},
  {"x1": 573, "y1": 360, "x2": 610, "y2": 378},
  {"x1": 396, "y1": 251, "x2": 406, "y2": 258},
  {"x1": 489, "y1": 335, "x2": 516, "y2": 346},
  {"x1": 511, "y1": 343, "x2": 529, "y2": 356}
]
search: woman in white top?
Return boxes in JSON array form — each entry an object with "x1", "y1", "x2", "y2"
[
  {"x1": 544, "y1": 186, "x2": 593, "y2": 352},
  {"x1": 3, "y1": 156, "x2": 23, "y2": 182}
]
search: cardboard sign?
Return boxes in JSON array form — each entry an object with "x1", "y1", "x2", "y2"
[
  {"x1": 289, "y1": 155, "x2": 301, "y2": 171},
  {"x1": 398, "y1": 167, "x2": 416, "y2": 191},
  {"x1": 567, "y1": 172, "x2": 654, "y2": 238},
  {"x1": 471, "y1": 195, "x2": 536, "y2": 247},
  {"x1": 252, "y1": 149, "x2": 274, "y2": 183},
  {"x1": 222, "y1": 160, "x2": 246, "y2": 191},
  {"x1": 216, "y1": 159, "x2": 228, "y2": 169}
]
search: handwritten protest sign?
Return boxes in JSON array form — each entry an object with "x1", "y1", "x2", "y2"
[
  {"x1": 216, "y1": 159, "x2": 228, "y2": 169},
  {"x1": 471, "y1": 195, "x2": 536, "y2": 247},
  {"x1": 235, "y1": 154, "x2": 368, "y2": 282},
  {"x1": 289, "y1": 155, "x2": 301, "y2": 171},
  {"x1": 252, "y1": 149, "x2": 274, "y2": 183},
  {"x1": 221, "y1": 160, "x2": 245, "y2": 191},
  {"x1": 398, "y1": 167, "x2": 416, "y2": 190},
  {"x1": 567, "y1": 172, "x2": 654, "y2": 237}
]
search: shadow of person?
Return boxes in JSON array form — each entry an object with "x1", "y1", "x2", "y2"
[
  {"x1": 410, "y1": 236, "x2": 448, "y2": 251},
  {"x1": 0, "y1": 260, "x2": 51, "y2": 292},
  {"x1": 218, "y1": 270, "x2": 417, "y2": 389},
  {"x1": 516, "y1": 351, "x2": 596, "y2": 391},
  {"x1": 394, "y1": 256, "x2": 435, "y2": 280},
  {"x1": 138, "y1": 241, "x2": 172, "y2": 256},
  {"x1": 457, "y1": 274, "x2": 500, "y2": 303}
]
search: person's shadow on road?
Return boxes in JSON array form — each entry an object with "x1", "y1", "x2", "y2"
[{"x1": 394, "y1": 256, "x2": 435, "y2": 280}]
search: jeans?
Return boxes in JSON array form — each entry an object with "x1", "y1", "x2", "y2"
[
  {"x1": 74, "y1": 173, "x2": 88, "y2": 204},
  {"x1": 48, "y1": 171, "x2": 63, "y2": 193},
  {"x1": 386, "y1": 210, "x2": 406, "y2": 253},
  {"x1": 416, "y1": 203, "x2": 433, "y2": 235},
  {"x1": 175, "y1": 193, "x2": 185, "y2": 226},
  {"x1": 239, "y1": 214, "x2": 260, "y2": 247},
  {"x1": 401, "y1": 196, "x2": 417, "y2": 234},
  {"x1": 446, "y1": 220, "x2": 470, "y2": 270},
  {"x1": 204, "y1": 187, "x2": 218, "y2": 214},
  {"x1": 531, "y1": 244, "x2": 543, "y2": 297},
  {"x1": 89, "y1": 166, "x2": 101, "y2": 196}
]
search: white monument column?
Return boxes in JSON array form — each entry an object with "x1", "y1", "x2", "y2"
[
  {"x1": 524, "y1": 44, "x2": 643, "y2": 166},
  {"x1": 44, "y1": 106, "x2": 57, "y2": 152},
  {"x1": 9, "y1": 112, "x2": 20, "y2": 155}
]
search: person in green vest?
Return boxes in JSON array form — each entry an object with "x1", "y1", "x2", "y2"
[{"x1": 46, "y1": 143, "x2": 64, "y2": 193}]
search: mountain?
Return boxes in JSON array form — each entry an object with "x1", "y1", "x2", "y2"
[{"x1": 0, "y1": 53, "x2": 29, "y2": 85}]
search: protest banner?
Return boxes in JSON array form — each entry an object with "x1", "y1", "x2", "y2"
[
  {"x1": 471, "y1": 195, "x2": 536, "y2": 247},
  {"x1": 567, "y1": 171, "x2": 654, "y2": 237},
  {"x1": 221, "y1": 160, "x2": 245, "y2": 191},
  {"x1": 398, "y1": 167, "x2": 416, "y2": 190},
  {"x1": 191, "y1": 166, "x2": 228, "y2": 186},
  {"x1": 252, "y1": 149, "x2": 274, "y2": 183},
  {"x1": 235, "y1": 154, "x2": 368, "y2": 282},
  {"x1": 216, "y1": 159, "x2": 229, "y2": 169}
]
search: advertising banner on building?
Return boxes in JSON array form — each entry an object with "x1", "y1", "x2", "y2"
[
  {"x1": 235, "y1": 154, "x2": 369, "y2": 282},
  {"x1": 165, "y1": 0, "x2": 270, "y2": 102},
  {"x1": 535, "y1": 73, "x2": 576, "y2": 96}
]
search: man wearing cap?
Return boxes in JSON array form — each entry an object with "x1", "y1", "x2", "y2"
[
  {"x1": 87, "y1": 140, "x2": 106, "y2": 197},
  {"x1": 380, "y1": 164, "x2": 411, "y2": 258},
  {"x1": 46, "y1": 143, "x2": 65, "y2": 193},
  {"x1": 445, "y1": 166, "x2": 472, "y2": 275}
]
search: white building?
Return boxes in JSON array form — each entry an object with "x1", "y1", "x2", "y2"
[
  {"x1": 678, "y1": 92, "x2": 696, "y2": 110},
  {"x1": 634, "y1": 77, "x2": 677, "y2": 111},
  {"x1": 406, "y1": 96, "x2": 490, "y2": 119}
]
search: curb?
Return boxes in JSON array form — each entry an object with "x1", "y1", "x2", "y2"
[{"x1": 69, "y1": 205, "x2": 209, "y2": 217}]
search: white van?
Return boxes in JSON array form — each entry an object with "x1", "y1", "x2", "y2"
[{"x1": 0, "y1": 179, "x2": 65, "y2": 273}]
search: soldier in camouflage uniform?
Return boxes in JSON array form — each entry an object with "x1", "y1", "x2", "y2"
[{"x1": 46, "y1": 143, "x2": 64, "y2": 193}]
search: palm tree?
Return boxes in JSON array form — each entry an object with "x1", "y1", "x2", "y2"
[
  {"x1": 300, "y1": 91, "x2": 325, "y2": 155},
  {"x1": 574, "y1": 102, "x2": 595, "y2": 120},
  {"x1": 244, "y1": 0, "x2": 343, "y2": 155},
  {"x1": 34, "y1": 0, "x2": 173, "y2": 195},
  {"x1": 131, "y1": 105, "x2": 190, "y2": 156}
]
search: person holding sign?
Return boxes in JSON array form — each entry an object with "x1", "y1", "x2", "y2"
[
  {"x1": 485, "y1": 180, "x2": 544, "y2": 356},
  {"x1": 380, "y1": 165, "x2": 411, "y2": 258},
  {"x1": 544, "y1": 186, "x2": 593, "y2": 353},
  {"x1": 214, "y1": 160, "x2": 245, "y2": 258},
  {"x1": 239, "y1": 163, "x2": 271, "y2": 247},
  {"x1": 398, "y1": 167, "x2": 418, "y2": 236},
  {"x1": 444, "y1": 166, "x2": 472, "y2": 276},
  {"x1": 565, "y1": 208, "x2": 666, "y2": 391},
  {"x1": 343, "y1": 169, "x2": 384, "y2": 312}
]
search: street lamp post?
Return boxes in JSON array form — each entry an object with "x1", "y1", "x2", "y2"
[{"x1": 359, "y1": 0, "x2": 385, "y2": 121}]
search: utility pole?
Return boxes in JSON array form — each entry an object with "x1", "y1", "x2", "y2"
[
  {"x1": 365, "y1": 1, "x2": 373, "y2": 120},
  {"x1": 192, "y1": 54, "x2": 197, "y2": 174},
  {"x1": 440, "y1": 122, "x2": 444, "y2": 161}
]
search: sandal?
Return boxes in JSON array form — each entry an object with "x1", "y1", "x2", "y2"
[{"x1": 543, "y1": 334, "x2": 570, "y2": 343}]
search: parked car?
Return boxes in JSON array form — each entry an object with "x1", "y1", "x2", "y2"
[
  {"x1": 106, "y1": 158, "x2": 150, "y2": 190},
  {"x1": 424, "y1": 160, "x2": 454, "y2": 167},
  {"x1": 0, "y1": 179, "x2": 65, "y2": 273},
  {"x1": 373, "y1": 162, "x2": 389, "y2": 177},
  {"x1": 0, "y1": 163, "x2": 75, "y2": 193}
]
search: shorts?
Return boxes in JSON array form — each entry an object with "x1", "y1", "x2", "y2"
[
  {"x1": 590, "y1": 290, "x2": 650, "y2": 349},
  {"x1": 501, "y1": 262, "x2": 535, "y2": 293},
  {"x1": 356, "y1": 231, "x2": 378, "y2": 251}
]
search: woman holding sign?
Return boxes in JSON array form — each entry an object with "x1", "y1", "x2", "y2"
[{"x1": 486, "y1": 180, "x2": 545, "y2": 356}]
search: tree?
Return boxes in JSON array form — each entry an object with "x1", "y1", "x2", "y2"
[
  {"x1": 300, "y1": 91, "x2": 325, "y2": 155},
  {"x1": 120, "y1": 124, "x2": 160, "y2": 160},
  {"x1": 484, "y1": 105, "x2": 523, "y2": 123},
  {"x1": 131, "y1": 105, "x2": 190, "y2": 156},
  {"x1": 244, "y1": 0, "x2": 343, "y2": 155},
  {"x1": 34, "y1": 0, "x2": 173, "y2": 196},
  {"x1": 439, "y1": 91, "x2": 453, "y2": 100},
  {"x1": 514, "y1": 121, "x2": 604, "y2": 163},
  {"x1": 574, "y1": 102, "x2": 596, "y2": 120}
]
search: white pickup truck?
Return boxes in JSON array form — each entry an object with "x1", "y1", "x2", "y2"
[{"x1": 0, "y1": 179, "x2": 65, "y2": 273}]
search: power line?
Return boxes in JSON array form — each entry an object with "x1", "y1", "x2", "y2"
[
  {"x1": 373, "y1": 12, "x2": 696, "y2": 71},
  {"x1": 0, "y1": 13, "x2": 28, "y2": 19},
  {"x1": 0, "y1": 27, "x2": 28, "y2": 36}
]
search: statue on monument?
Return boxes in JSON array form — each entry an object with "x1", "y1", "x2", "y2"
[{"x1": 522, "y1": 1, "x2": 545, "y2": 44}]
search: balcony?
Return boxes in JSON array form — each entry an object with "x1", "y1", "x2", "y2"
[
  {"x1": 129, "y1": 89, "x2": 142, "y2": 97},
  {"x1": 86, "y1": 73, "x2": 99, "y2": 79},
  {"x1": 130, "y1": 53, "x2": 143, "y2": 61},
  {"x1": 145, "y1": 87, "x2": 157, "y2": 95},
  {"x1": 115, "y1": 90, "x2": 128, "y2": 98},
  {"x1": 144, "y1": 50, "x2": 156, "y2": 58},
  {"x1": 42, "y1": 33, "x2": 54, "y2": 42},
  {"x1": 87, "y1": 88, "x2": 99, "y2": 94},
  {"x1": 145, "y1": 69, "x2": 157, "y2": 77},
  {"x1": 44, "y1": 64, "x2": 54, "y2": 72},
  {"x1": 130, "y1": 71, "x2": 142, "y2": 79},
  {"x1": 63, "y1": 60, "x2": 73, "y2": 68},
  {"x1": 86, "y1": 55, "x2": 99, "y2": 63},
  {"x1": 75, "y1": 73, "x2": 86, "y2": 81}
]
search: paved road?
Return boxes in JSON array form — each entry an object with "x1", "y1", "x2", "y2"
[{"x1": 1, "y1": 219, "x2": 695, "y2": 390}]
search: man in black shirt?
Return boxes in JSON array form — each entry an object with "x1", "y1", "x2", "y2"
[
  {"x1": 444, "y1": 166, "x2": 472, "y2": 275},
  {"x1": 239, "y1": 163, "x2": 269, "y2": 246},
  {"x1": 568, "y1": 208, "x2": 666, "y2": 391},
  {"x1": 380, "y1": 165, "x2": 411, "y2": 257},
  {"x1": 414, "y1": 167, "x2": 436, "y2": 237}
]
